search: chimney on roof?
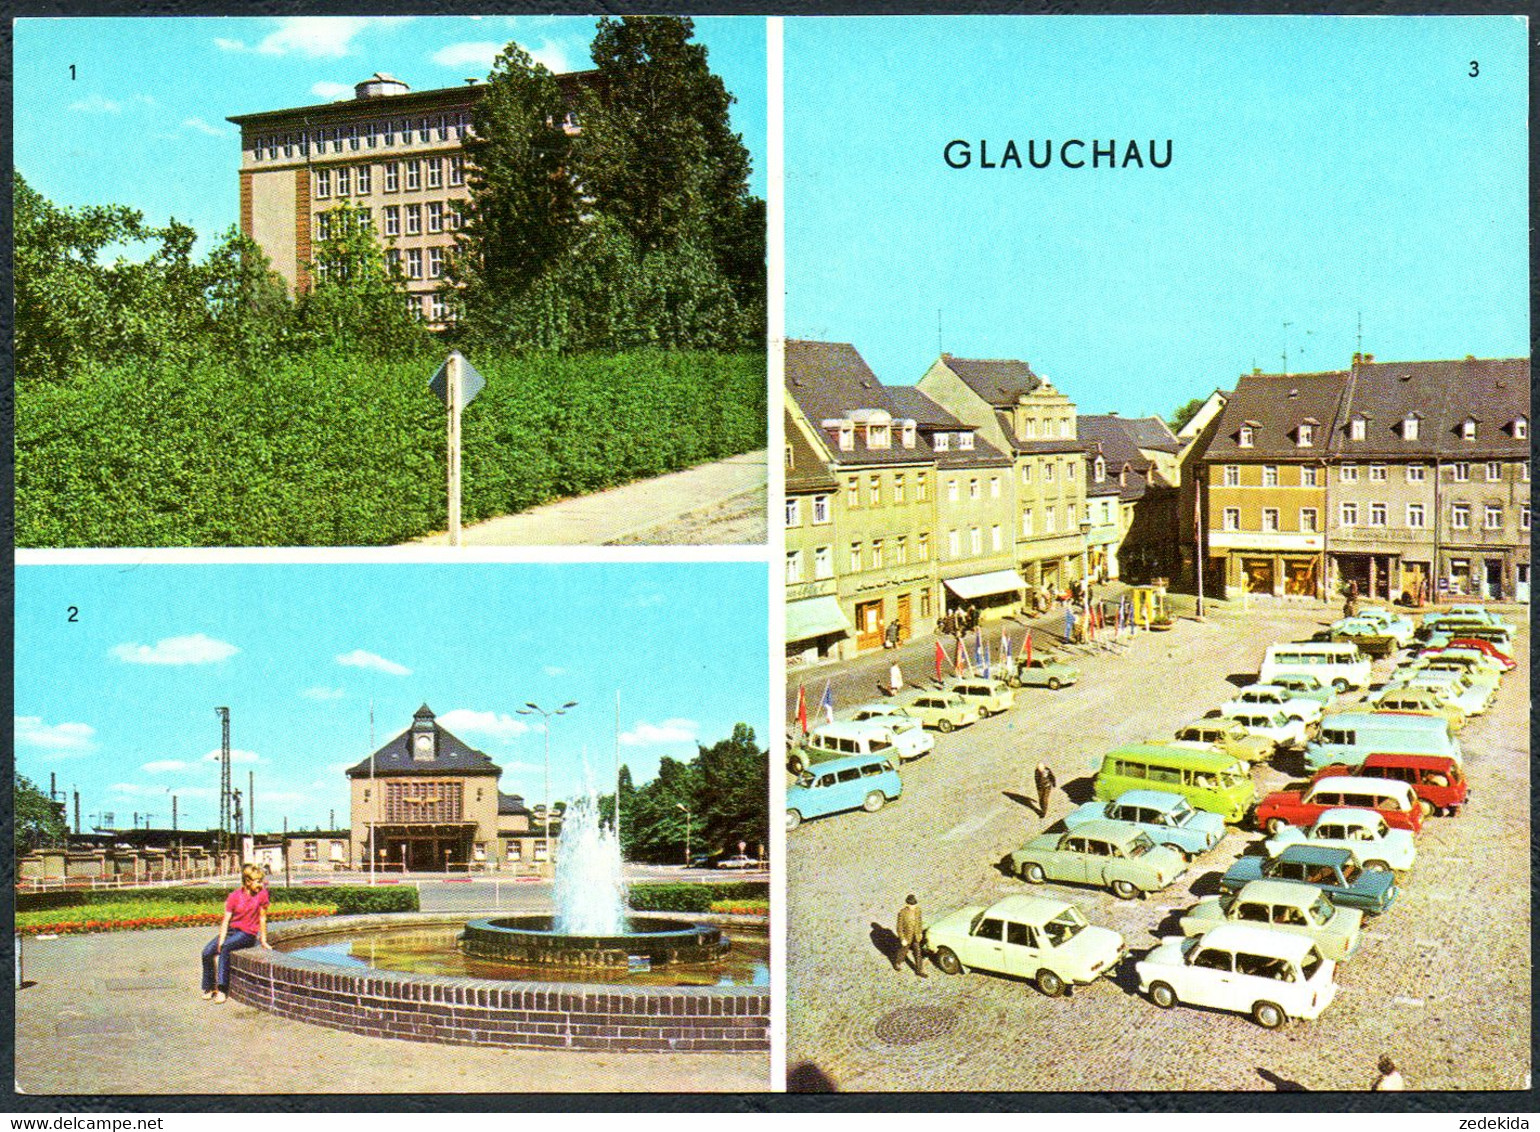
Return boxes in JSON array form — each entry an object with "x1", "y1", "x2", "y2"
[{"x1": 1363, "y1": 354, "x2": 1373, "y2": 364}]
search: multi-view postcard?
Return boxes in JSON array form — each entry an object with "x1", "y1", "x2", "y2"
[{"x1": 782, "y1": 15, "x2": 1528, "y2": 1094}]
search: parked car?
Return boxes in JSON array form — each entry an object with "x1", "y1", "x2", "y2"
[
  {"x1": 789, "y1": 719, "x2": 930, "y2": 776},
  {"x1": 1220, "y1": 707, "x2": 1311, "y2": 750},
  {"x1": 1094, "y1": 743, "x2": 1256, "y2": 823},
  {"x1": 843, "y1": 706, "x2": 938, "y2": 757},
  {"x1": 1264, "y1": 807, "x2": 1417, "y2": 873},
  {"x1": 900, "y1": 691, "x2": 981, "y2": 732},
  {"x1": 1310, "y1": 752, "x2": 1467, "y2": 817},
  {"x1": 1007, "y1": 819, "x2": 1188, "y2": 899},
  {"x1": 1254, "y1": 774, "x2": 1424, "y2": 835},
  {"x1": 785, "y1": 754, "x2": 902, "y2": 831},
  {"x1": 1266, "y1": 673, "x2": 1337, "y2": 709},
  {"x1": 1405, "y1": 653, "x2": 1503, "y2": 691},
  {"x1": 1064, "y1": 789, "x2": 1225, "y2": 860},
  {"x1": 1385, "y1": 670, "x2": 1491, "y2": 717},
  {"x1": 923, "y1": 894, "x2": 1125, "y2": 997},
  {"x1": 1220, "y1": 843, "x2": 1399, "y2": 914},
  {"x1": 1179, "y1": 878, "x2": 1362, "y2": 961},
  {"x1": 1441, "y1": 603, "x2": 1509, "y2": 628},
  {"x1": 1423, "y1": 621, "x2": 1516, "y2": 649},
  {"x1": 943, "y1": 677, "x2": 1017, "y2": 717},
  {"x1": 716, "y1": 854, "x2": 759, "y2": 870},
  {"x1": 1137, "y1": 923, "x2": 1338, "y2": 1028},
  {"x1": 1166, "y1": 717, "x2": 1274, "y2": 764},
  {"x1": 1440, "y1": 636, "x2": 1517, "y2": 669},
  {"x1": 1320, "y1": 619, "x2": 1398, "y2": 659},
  {"x1": 1008, "y1": 655, "x2": 1081, "y2": 690},
  {"x1": 1419, "y1": 644, "x2": 1512, "y2": 676},
  {"x1": 1307, "y1": 709, "x2": 1463, "y2": 771},
  {"x1": 1351, "y1": 607, "x2": 1417, "y2": 646},
  {"x1": 1220, "y1": 684, "x2": 1325, "y2": 726},
  {"x1": 1363, "y1": 686, "x2": 1467, "y2": 733},
  {"x1": 1259, "y1": 641, "x2": 1371, "y2": 692}
]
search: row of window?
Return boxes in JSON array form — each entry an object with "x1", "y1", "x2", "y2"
[
  {"x1": 788, "y1": 490, "x2": 1110, "y2": 536},
  {"x1": 1220, "y1": 503, "x2": 1530, "y2": 533},
  {"x1": 1019, "y1": 416, "x2": 1075, "y2": 440},
  {"x1": 314, "y1": 156, "x2": 466, "y2": 199},
  {"x1": 1236, "y1": 415, "x2": 1527, "y2": 448},
  {"x1": 844, "y1": 472, "x2": 930, "y2": 510},
  {"x1": 255, "y1": 113, "x2": 475, "y2": 161},
  {"x1": 784, "y1": 535, "x2": 930, "y2": 584},
  {"x1": 1220, "y1": 460, "x2": 1530, "y2": 486}
]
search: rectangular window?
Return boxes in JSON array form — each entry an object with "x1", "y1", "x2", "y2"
[
  {"x1": 869, "y1": 475, "x2": 881, "y2": 507},
  {"x1": 871, "y1": 539, "x2": 884, "y2": 570},
  {"x1": 1262, "y1": 507, "x2": 1279, "y2": 532},
  {"x1": 1369, "y1": 464, "x2": 1387, "y2": 481},
  {"x1": 917, "y1": 472, "x2": 929, "y2": 502},
  {"x1": 406, "y1": 204, "x2": 422, "y2": 235},
  {"x1": 356, "y1": 164, "x2": 371, "y2": 194},
  {"x1": 991, "y1": 524, "x2": 1003, "y2": 551},
  {"x1": 1263, "y1": 465, "x2": 1278, "y2": 487},
  {"x1": 335, "y1": 166, "x2": 351, "y2": 196},
  {"x1": 316, "y1": 212, "x2": 331, "y2": 241},
  {"x1": 1451, "y1": 503, "x2": 1470, "y2": 530},
  {"x1": 384, "y1": 205, "x2": 400, "y2": 236},
  {"x1": 406, "y1": 160, "x2": 421, "y2": 191},
  {"x1": 438, "y1": 114, "x2": 450, "y2": 141},
  {"x1": 428, "y1": 202, "x2": 444, "y2": 232},
  {"x1": 384, "y1": 162, "x2": 399, "y2": 192},
  {"x1": 427, "y1": 157, "x2": 443, "y2": 189},
  {"x1": 1021, "y1": 509, "x2": 1033, "y2": 536},
  {"x1": 1223, "y1": 465, "x2": 1239, "y2": 487},
  {"x1": 895, "y1": 537, "x2": 907, "y2": 565},
  {"x1": 1484, "y1": 505, "x2": 1503, "y2": 530},
  {"x1": 933, "y1": 432, "x2": 950, "y2": 452},
  {"x1": 428, "y1": 246, "x2": 443, "y2": 278},
  {"x1": 1044, "y1": 463, "x2": 1055, "y2": 483},
  {"x1": 1522, "y1": 506, "x2": 1531, "y2": 532},
  {"x1": 1406, "y1": 464, "x2": 1426, "y2": 482},
  {"x1": 283, "y1": 134, "x2": 295, "y2": 158},
  {"x1": 1300, "y1": 507, "x2": 1318, "y2": 533},
  {"x1": 1453, "y1": 463, "x2": 1469, "y2": 482},
  {"x1": 331, "y1": 129, "x2": 343, "y2": 154},
  {"x1": 1349, "y1": 418, "x2": 1365, "y2": 441},
  {"x1": 449, "y1": 155, "x2": 465, "y2": 186},
  {"x1": 1340, "y1": 464, "x2": 1358, "y2": 483},
  {"x1": 1406, "y1": 503, "x2": 1425, "y2": 529},
  {"x1": 315, "y1": 168, "x2": 331, "y2": 198},
  {"x1": 1524, "y1": 462, "x2": 1531, "y2": 482},
  {"x1": 917, "y1": 532, "x2": 930, "y2": 561},
  {"x1": 347, "y1": 125, "x2": 359, "y2": 151},
  {"x1": 847, "y1": 478, "x2": 860, "y2": 509},
  {"x1": 407, "y1": 248, "x2": 423, "y2": 279},
  {"x1": 813, "y1": 546, "x2": 833, "y2": 579},
  {"x1": 1222, "y1": 507, "x2": 1239, "y2": 532},
  {"x1": 958, "y1": 432, "x2": 974, "y2": 450},
  {"x1": 947, "y1": 479, "x2": 960, "y2": 503},
  {"x1": 1021, "y1": 463, "x2": 1032, "y2": 484},
  {"x1": 1302, "y1": 465, "x2": 1318, "y2": 487},
  {"x1": 850, "y1": 543, "x2": 862, "y2": 573},
  {"x1": 1486, "y1": 461, "x2": 1501, "y2": 482},
  {"x1": 947, "y1": 530, "x2": 961, "y2": 558},
  {"x1": 813, "y1": 494, "x2": 830, "y2": 524},
  {"x1": 969, "y1": 528, "x2": 982, "y2": 555},
  {"x1": 1044, "y1": 508, "x2": 1056, "y2": 533},
  {"x1": 784, "y1": 551, "x2": 802, "y2": 584},
  {"x1": 1298, "y1": 423, "x2": 1314, "y2": 447},
  {"x1": 990, "y1": 475, "x2": 1001, "y2": 499},
  {"x1": 430, "y1": 294, "x2": 445, "y2": 323},
  {"x1": 1066, "y1": 459, "x2": 1075, "y2": 478},
  {"x1": 1369, "y1": 502, "x2": 1387, "y2": 527},
  {"x1": 968, "y1": 478, "x2": 980, "y2": 500},
  {"x1": 785, "y1": 498, "x2": 800, "y2": 527},
  {"x1": 1239, "y1": 426, "x2": 1254, "y2": 448},
  {"x1": 383, "y1": 120, "x2": 395, "y2": 146},
  {"x1": 893, "y1": 473, "x2": 906, "y2": 503},
  {"x1": 1340, "y1": 502, "x2": 1358, "y2": 526},
  {"x1": 364, "y1": 121, "x2": 377, "y2": 148},
  {"x1": 418, "y1": 118, "x2": 431, "y2": 143}
]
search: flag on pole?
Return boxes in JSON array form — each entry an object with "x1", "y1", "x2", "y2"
[
  {"x1": 796, "y1": 685, "x2": 808, "y2": 736},
  {"x1": 934, "y1": 640, "x2": 946, "y2": 682},
  {"x1": 973, "y1": 628, "x2": 984, "y2": 673},
  {"x1": 1024, "y1": 628, "x2": 1033, "y2": 669},
  {"x1": 1001, "y1": 629, "x2": 1012, "y2": 669},
  {"x1": 954, "y1": 637, "x2": 969, "y2": 677},
  {"x1": 982, "y1": 639, "x2": 992, "y2": 679},
  {"x1": 820, "y1": 681, "x2": 835, "y2": 725}
]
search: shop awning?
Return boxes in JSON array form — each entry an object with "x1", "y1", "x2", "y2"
[
  {"x1": 943, "y1": 569, "x2": 1029, "y2": 601},
  {"x1": 786, "y1": 596, "x2": 852, "y2": 642}
]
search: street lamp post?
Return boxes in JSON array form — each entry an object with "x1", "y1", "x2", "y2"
[
  {"x1": 517, "y1": 701, "x2": 577, "y2": 871},
  {"x1": 676, "y1": 802, "x2": 692, "y2": 866}
]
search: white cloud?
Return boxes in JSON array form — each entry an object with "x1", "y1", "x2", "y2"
[
  {"x1": 310, "y1": 81, "x2": 354, "y2": 102},
  {"x1": 215, "y1": 17, "x2": 410, "y2": 59},
  {"x1": 302, "y1": 686, "x2": 346, "y2": 701},
  {"x1": 15, "y1": 716, "x2": 97, "y2": 754},
  {"x1": 111, "y1": 633, "x2": 239, "y2": 666},
  {"x1": 141, "y1": 759, "x2": 188, "y2": 774},
  {"x1": 182, "y1": 117, "x2": 226, "y2": 137},
  {"x1": 526, "y1": 40, "x2": 573, "y2": 74},
  {"x1": 437, "y1": 709, "x2": 530, "y2": 740},
  {"x1": 70, "y1": 94, "x2": 123, "y2": 114},
  {"x1": 620, "y1": 718, "x2": 700, "y2": 747},
  {"x1": 335, "y1": 649, "x2": 411, "y2": 676},
  {"x1": 202, "y1": 747, "x2": 263, "y2": 765},
  {"x1": 431, "y1": 41, "x2": 502, "y2": 71}
]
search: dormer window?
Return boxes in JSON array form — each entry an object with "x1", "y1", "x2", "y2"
[
  {"x1": 1024, "y1": 419, "x2": 1038, "y2": 439},
  {"x1": 1093, "y1": 456, "x2": 1106, "y2": 482},
  {"x1": 868, "y1": 423, "x2": 890, "y2": 449},
  {"x1": 1402, "y1": 414, "x2": 1421, "y2": 441},
  {"x1": 1461, "y1": 418, "x2": 1478, "y2": 440},
  {"x1": 1297, "y1": 423, "x2": 1315, "y2": 447},
  {"x1": 933, "y1": 432, "x2": 950, "y2": 452},
  {"x1": 1119, "y1": 467, "x2": 1128, "y2": 487},
  {"x1": 1059, "y1": 419, "x2": 1071, "y2": 439},
  {"x1": 957, "y1": 432, "x2": 974, "y2": 450},
  {"x1": 1238, "y1": 426, "x2": 1255, "y2": 448},
  {"x1": 838, "y1": 423, "x2": 854, "y2": 451},
  {"x1": 901, "y1": 421, "x2": 916, "y2": 448},
  {"x1": 1514, "y1": 416, "x2": 1529, "y2": 440}
]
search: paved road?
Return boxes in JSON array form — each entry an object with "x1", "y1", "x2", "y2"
[{"x1": 786, "y1": 601, "x2": 1529, "y2": 1092}]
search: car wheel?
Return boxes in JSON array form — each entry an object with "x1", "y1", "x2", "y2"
[
  {"x1": 1333, "y1": 679, "x2": 1350, "y2": 694},
  {"x1": 1111, "y1": 879, "x2": 1139, "y2": 900},
  {"x1": 938, "y1": 719, "x2": 954, "y2": 733},
  {"x1": 1418, "y1": 798, "x2": 1434, "y2": 818},
  {"x1": 788, "y1": 755, "x2": 806, "y2": 775},
  {"x1": 1047, "y1": 677, "x2": 1061, "y2": 691},
  {"x1": 1022, "y1": 862, "x2": 1046, "y2": 884},
  {"x1": 785, "y1": 810, "x2": 801, "y2": 831},
  {"x1": 1266, "y1": 817, "x2": 1290, "y2": 835},
  {"x1": 1035, "y1": 969, "x2": 1065, "y2": 998},
  {"x1": 1149, "y1": 981, "x2": 1177, "y2": 1009},
  {"x1": 935, "y1": 947, "x2": 962, "y2": 976},
  {"x1": 1252, "y1": 1001, "x2": 1287, "y2": 1030},
  {"x1": 1362, "y1": 859, "x2": 1390, "y2": 872},
  {"x1": 862, "y1": 791, "x2": 886, "y2": 813}
]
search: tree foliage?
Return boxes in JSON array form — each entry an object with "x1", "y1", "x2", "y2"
[
  {"x1": 15, "y1": 774, "x2": 68, "y2": 857},
  {"x1": 1168, "y1": 395, "x2": 1208, "y2": 434}
]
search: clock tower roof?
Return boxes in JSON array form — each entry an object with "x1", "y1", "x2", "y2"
[{"x1": 345, "y1": 707, "x2": 502, "y2": 779}]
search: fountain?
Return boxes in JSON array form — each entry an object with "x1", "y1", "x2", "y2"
[{"x1": 459, "y1": 790, "x2": 729, "y2": 968}]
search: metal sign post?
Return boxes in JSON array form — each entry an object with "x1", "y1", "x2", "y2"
[{"x1": 428, "y1": 351, "x2": 486, "y2": 549}]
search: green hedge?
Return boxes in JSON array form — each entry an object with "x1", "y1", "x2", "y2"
[
  {"x1": 15, "y1": 884, "x2": 419, "y2": 915},
  {"x1": 628, "y1": 881, "x2": 768, "y2": 913},
  {"x1": 18, "y1": 349, "x2": 766, "y2": 547}
]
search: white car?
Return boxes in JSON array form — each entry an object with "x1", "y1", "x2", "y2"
[
  {"x1": 1137, "y1": 923, "x2": 1339, "y2": 1029},
  {"x1": 1264, "y1": 807, "x2": 1416, "y2": 873},
  {"x1": 924, "y1": 894, "x2": 1125, "y2": 997},
  {"x1": 1387, "y1": 672, "x2": 1490, "y2": 717},
  {"x1": 1220, "y1": 708, "x2": 1311, "y2": 750},
  {"x1": 1220, "y1": 684, "x2": 1325, "y2": 726},
  {"x1": 1352, "y1": 607, "x2": 1417, "y2": 647},
  {"x1": 715, "y1": 855, "x2": 760, "y2": 870}
]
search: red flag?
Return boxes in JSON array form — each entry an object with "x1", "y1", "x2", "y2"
[
  {"x1": 934, "y1": 640, "x2": 945, "y2": 682},
  {"x1": 1024, "y1": 629, "x2": 1033, "y2": 668},
  {"x1": 953, "y1": 637, "x2": 969, "y2": 676},
  {"x1": 796, "y1": 685, "x2": 808, "y2": 736}
]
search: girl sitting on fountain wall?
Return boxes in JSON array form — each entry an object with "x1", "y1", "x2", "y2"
[{"x1": 200, "y1": 863, "x2": 272, "y2": 1004}]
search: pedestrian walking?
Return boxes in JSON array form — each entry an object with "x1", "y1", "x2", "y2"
[
  {"x1": 884, "y1": 618, "x2": 901, "y2": 649},
  {"x1": 894, "y1": 894, "x2": 926, "y2": 977},
  {"x1": 1371, "y1": 1056, "x2": 1405, "y2": 1091},
  {"x1": 200, "y1": 863, "x2": 271, "y2": 1003},
  {"x1": 888, "y1": 661, "x2": 904, "y2": 696},
  {"x1": 1033, "y1": 760, "x2": 1057, "y2": 818}
]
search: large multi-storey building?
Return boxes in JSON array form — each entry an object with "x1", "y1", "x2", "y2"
[
  {"x1": 1077, "y1": 414, "x2": 1182, "y2": 583},
  {"x1": 227, "y1": 71, "x2": 588, "y2": 322},
  {"x1": 784, "y1": 410, "x2": 847, "y2": 663}
]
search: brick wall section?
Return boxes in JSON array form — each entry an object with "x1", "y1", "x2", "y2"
[
  {"x1": 229, "y1": 915, "x2": 769, "y2": 1053},
  {"x1": 239, "y1": 171, "x2": 253, "y2": 239},
  {"x1": 293, "y1": 168, "x2": 312, "y2": 293}
]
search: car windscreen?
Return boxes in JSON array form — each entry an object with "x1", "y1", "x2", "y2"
[
  {"x1": 1125, "y1": 831, "x2": 1156, "y2": 857},
  {"x1": 1042, "y1": 908, "x2": 1084, "y2": 947}
]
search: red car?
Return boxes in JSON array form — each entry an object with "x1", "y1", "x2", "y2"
[
  {"x1": 1254, "y1": 773, "x2": 1424, "y2": 835},
  {"x1": 1433, "y1": 637, "x2": 1517, "y2": 671},
  {"x1": 1310, "y1": 753, "x2": 1467, "y2": 818}
]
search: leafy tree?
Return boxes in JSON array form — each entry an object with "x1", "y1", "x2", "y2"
[
  {"x1": 1168, "y1": 396, "x2": 1208, "y2": 434},
  {"x1": 293, "y1": 201, "x2": 431, "y2": 359},
  {"x1": 203, "y1": 226, "x2": 293, "y2": 363},
  {"x1": 15, "y1": 774, "x2": 68, "y2": 857},
  {"x1": 695, "y1": 724, "x2": 767, "y2": 858}
]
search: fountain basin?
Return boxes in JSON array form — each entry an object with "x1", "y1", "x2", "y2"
[{"x1": 460, "y1": 915, "x2": 728, "y2": 968}]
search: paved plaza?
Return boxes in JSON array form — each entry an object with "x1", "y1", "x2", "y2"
[{"x1": 786, "y1": 596, "x2": 1530, "y2": 1092}]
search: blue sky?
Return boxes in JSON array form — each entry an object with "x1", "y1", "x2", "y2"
[
  {"x1": 14, "y1": 15, "x2": 766, "y2": 258},
  {"x1": 786, "y1": 15, "x2": 1529, "y2": 416},
  {"x1": 15, "y1": 563, "x2": 769, "y2": 833}
]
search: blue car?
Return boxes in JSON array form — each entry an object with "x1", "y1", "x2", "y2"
[
  {"x1": 786, "y1": 753, "x2": 902, "y2": 831},
  {"x1": 1064, "y1": 789, "x2": 1225, "y2": 860},
  {"x1": 1220, "y1": 844, "x2": 1397, "y2": 915}
]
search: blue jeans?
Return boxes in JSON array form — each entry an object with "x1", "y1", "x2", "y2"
[{"x1": 201, "y1": 929, "x2": 258, "y2": 992}]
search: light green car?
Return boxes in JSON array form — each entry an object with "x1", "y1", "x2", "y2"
[
  {"x1": 899, "y1": 690, "x2": 981, "y2": 733},
  {"x1": 1008, "y1": 819, "x2": 1188, "y2": 899},
  {"x1": 923, "y1": 894, "x2": 1125, "y2": 997},
  {"x1": 1008, "y1": 656, "x2": 1081, "y2": 691},
  {"x1": 944, "y1": 677, "x2": 1017, "y2": 717},
  {"x1": 1179, "y1": 878, "x2": 1363, "y2": 961}
]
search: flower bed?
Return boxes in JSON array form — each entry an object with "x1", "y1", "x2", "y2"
[
  {"x1": 710, "y1": 900, "x2": 769, "y2": 916},
  {"x1": 18, "y1": 905, "x2": 335, "y2": 936}
]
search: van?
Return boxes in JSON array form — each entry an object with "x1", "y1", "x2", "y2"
[
  {"x1": 790, "y1": 720, "x2": 930, "y2": 775},
  {"x1": 1093, "y1": 743, "x2": 1255, "y2": 824},
  {"x1": 786, "y1": 754, "x2": 902, "y2": 830},
  {"x1": 1305, "y1": 711, "x2": 1462, "y2": 771},
  {"x1": 1259, "y1": 642, "x2": 1371, "y2": 692},
  {"x1": 1311, "y1": 752, "x2": 1468, "y2": 818}
]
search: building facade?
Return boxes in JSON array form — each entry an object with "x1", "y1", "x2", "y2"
[{"x1": 784, "y1": 410, "x2": 848, "y2": 663}]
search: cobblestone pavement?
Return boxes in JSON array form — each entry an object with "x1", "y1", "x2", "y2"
[{"x1": 786, "y1": 601, "x2": 1530, "y2": 1092}]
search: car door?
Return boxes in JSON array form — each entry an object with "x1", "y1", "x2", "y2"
[
  {"x1": 1057, "y1": 835, "x2": 1090, "y2": 884},
  {"x1": 1002, "y1": 919, "x2": 1042, "y2": 979},
  {"x1": 1185, "y1": 944, "x2": 1237, "y2": 1009},
  {"x1": 968, "y1": 915, "x2": 1008, "y2": 974}
]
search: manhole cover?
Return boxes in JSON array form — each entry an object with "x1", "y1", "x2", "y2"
[{"x1": 873, "y1": 1005, "x2": 958, "y2": 1046}]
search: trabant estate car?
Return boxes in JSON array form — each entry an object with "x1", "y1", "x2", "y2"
[
  {"x1": 1179, "y1": 878, "x2": 1362, "y2": 961},
  {"x1": 1364, "y1": 686, "x2": 1466, "y2": 732},
  {"x1": 1259, "y1": 642, "x2": 1371, "y2": 692},
  {"x1": 899, "y1": 691, "x2": 980, "y2": 732},
  {"x1": 1264, "y1": 807, "x2": 1417, "y2": 873},
  {"x1": 1440, "y1": 604, "x2": 1509, "y2": 628},
  {"x1": 1009, "y1": 655, "x2": 1080, "y2": 690},
  {"x1": 943, "y1": 677, "x2": 1016, "y2": 717},
  {"x1": 1253, "y1": 774, "x2": 1423, "y2": 835},
  {"x1": 1266, "y1": 673, "x2": 1337, "y2": 708},
  {"x1": 923, "y1": 894, "x2": 1124, "y2": 997},
  {"x1": 1166, "y1": 718, "x2": 1275, "y2": 764},
  {"x1": 1221, "y1": 708, "x2": 1311, "y2": 750},
  {"x1": 1310, "y1": 752, "x2": 1467, "y2": 817},
  {"x1": 1008, "y1": 819, "x2": 1188, "y2": 899},
  {"x1": 1064, "y1": 789, "x2": 1225, "y2": 859},
  {"x1": 1220, "y1": 844, "x2": 1398, "y2": 914},
  {"x1": 1137, "y1": 923, "x2": 1339, "y2": 1029},
  {"x1": 1419, "y1": 616, "x2": 1514, "y2": 647},
  {"x1": 785, "y1": 754, "x2": 902, "y2": 831},
  {"x1": 1094, "y1": 743, "x2": 1256, "y2": 823},
  {"x1": 789, "y1": 719, "x2": 931, "y2": 776},
  {"x1": 1220, "y1": 684, "x2": 1325, "y2": 726},
  {"x1": 842, "y1": 706, "x2": 936, "y2": 756},
  {"x1": 1351, "y1": 607, "x2": 1417, "y2": 646}
]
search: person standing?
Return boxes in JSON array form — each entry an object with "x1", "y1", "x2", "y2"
[
  {"x1": 888, "y1": 660, "x2": 903, "y2": 696},
  {"x1": 1371, "y1": 1056, "x2": 1405, "y2": 1090},
  {"x1": 1034, "y1": 760, "x2": 1057, "y2": 818},
  {"x1": 894, "y1": 894, "x2": 926, "y2": 977},
  {"x1": 201, "y1": 863, "x2": 271, "y2": 1003}
]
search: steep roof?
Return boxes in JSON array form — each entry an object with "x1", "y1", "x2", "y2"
[
  {"x1": 1205, "y1": 370, "x2": 1350, "y2": 460},
  {"x1": 344, "y1": 705, "x2": 501, "y2": 778},
  {"x1": 785, "y1": 410, "x2": 838, "y2": 494},
  {"x1": 937, "y1": 354, "x2": 1043, "y2": 406},
  {"x1": 885, "y1": 386, "x2": 1011, "y2": 468},
  {"x1": 1078, "y1": 414, "x2": 1156, "y2": 499},
  {"x1": 785, "y1": 340, "x2": 933, "y2": 467},
  {"x1": 1333, "y1": 357, "x2": 1530, "y2": 459},
  {"x1": 1124, "y1": 415, "x2": 1182, "y2": 453},
  {"x1": 497, "y1": 792, "x2": 533, "y2": 816}
]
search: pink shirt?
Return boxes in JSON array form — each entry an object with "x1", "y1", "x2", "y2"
[{"x1": 225, "y1": 886, "x2": 270, "y2": 935}]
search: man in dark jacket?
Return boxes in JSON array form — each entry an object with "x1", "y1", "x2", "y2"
[
  {"x1": 894, "y1": 894, "x2": 926, "y2": 977},
  {"x1": 1034, "y1": 760, "x2": 1057, "y2": 818}
]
